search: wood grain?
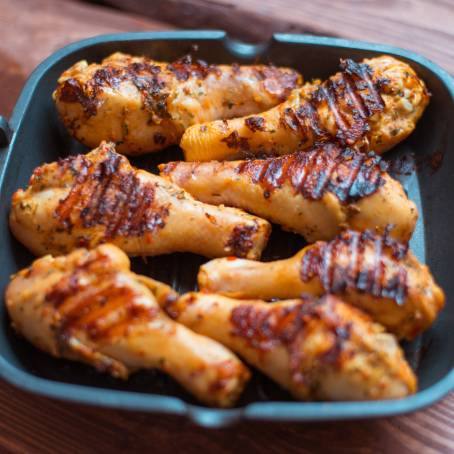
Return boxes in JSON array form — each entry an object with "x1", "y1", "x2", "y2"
[
  {"x1": 0, "y1": 0, "x2": 173, "y2": 116},
  {"x1": 100, "y1": 0, "x2": 454, "y2": 74},
  {"x1": 0, "y1": 380, "x2": 453, "y2": 453},
  {"x1": 0, "y1": 0, "x2": 453, "y2": 452}
]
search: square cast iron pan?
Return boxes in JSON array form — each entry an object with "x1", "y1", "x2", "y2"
[{"x1": 0, "y1": 31, "x2": 453, "y2": 427}]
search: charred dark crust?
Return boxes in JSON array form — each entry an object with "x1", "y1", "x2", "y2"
[
  {"x1": 58, "y1": 78, "x2": 100, "y2": 117},
  {"x1": 221, "y1": 131, "x2": 250, "y2": 151},
  {"x1": 300, "y1": 229, "x2": 409, "y2": 305},
  {"x1": 245, "y1": 116, "x2": 266, "y2": 132},
  {"x1": 54, "y1": 145, "x2": 169, "y2": 241},
  {"x1": 235, "y1": 143, "x2": 387, "y2": 203},
  {"x1": 58, "y1": 60, "x2": 169, "y2": 120},
  {"x1": 45, "y1": 252, "x2": 158, "y2": 347},
  {"x1": 57, "y1": 55, "x2": 300, "y2": 120},
  {"x1": 257, "y1": 66, "x2": 301, "y2": 101},
  {"x1": 166, "y1": 54, "x2": 221, "y2": 81},
  {"x1": 230, "y1": 295, "x2": 351, "y2": 385},
  {"x1": 225, "y1": 223, "x2": 259, "y2": 258},
  {"x1": 280, "y1": 59, "x2": 387, "y2": 147}
]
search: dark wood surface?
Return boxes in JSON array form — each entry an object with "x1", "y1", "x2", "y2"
[
  {"x1": 1, "y1": 0, "x2": 453, "y2": 452},
  {"x1": 101, "y1": 0, "x2": 454, "y2": 74}
]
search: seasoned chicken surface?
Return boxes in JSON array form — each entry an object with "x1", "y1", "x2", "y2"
[
  {"x1": 160, "y1": 143, "x2": 417, "y2": 242},
  {"x1": 53, "y1": 52, "x2": 302, "y2": 155},
  {"x1": 165, "y1": 292, "x2": 416, "y2": 400},
  {"x1": 5, "y1": 244, "x2": 251, "y2": 407},
  {"x1": 181, "y1": 56, "x2": 429, "y2": 161},
  {"x1": 198, "y1": 230, "x2": 444, "y2": 340},
  {"x1": 10, "y1": 142, "x2": 270, "y2": 259}
]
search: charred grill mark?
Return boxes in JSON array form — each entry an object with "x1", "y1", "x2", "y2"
[
  {"x1": 339, "y1": 59, "x2": 386, "y2": 112},
  {"x1": 58, "y1": 60, "x2": 169, "y2": 120},
  {"x1": 58, "y1": 56, "x2": 299, "y2": 120},
  {"x1": 46, "y1": 262, "x2": 158, "y2": 346},
  {"x1": 341, "y1": 72, "x2": 369, "y2": 118},
  {"x1": 300, "y1": 230, "x2": 409, "y2": 305},
  {"x1": 235, "y1": 143, "x2": 385, "y2": 203},
  {"x1": 225, "y1": 223, "x2": 259, "y2": 257},
  {"x1": 280, "y1": 59, "x2": 386, "y2": 147},
  {"x1": 59, "y1": 66, "x2": 124, "y2": 118},
  {"x1": 59, "y1": 79, "x2": 99, "y2": 117},
  {"x1": 258, "y1": 67, "x2": 300, "y2": 100},
  {"x1": 281, "y1": 107, "x2": 301, "y2": 132},
  {"x1": 296, "y1": 103, "x2": 327, "y2": 139},
  {"x1": 351, "y1": 154, "x2": 386, "y2": 198},
  {"x1": 221, "y1": 131, "x2": 250, "y2": 151},
  {"x1": 80, "y1": 153, "x2": 122, "y2": 229},
  {"x1": 105, "y1": 173, "x2": 136, "y2": 237},
  {"x1": 245, "y1": 116, "x2": 266, "y2": 132},
  {"x1": 92, "y1": 67, "x2": 122, "y2": 90},
  {"x1": 231, "y1": 303, "x2": 312, "y2": 351},
  {"x1": 320, "y1": 324, "x2": 351, "y2": 365},
  {"x1": 129, "y1": 71, "x2": 169, "y2": 120},
  {"x1": 55, "y1": 146, "x2": 169, "y2": 240},
  {"x1": 318, "y1": 81, "x2": 351, "y2": 140},
  {"x1": 129, "y1": 61, "x2": 161, "y2": 75},
  {"x1": 230, "y1": 296, "x2": 351, "y2": 385},
  {"x1": 167, "y1": 54, "x2": 220, "y2": 81}
]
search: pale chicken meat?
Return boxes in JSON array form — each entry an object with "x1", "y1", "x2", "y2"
[
  {"x1": 53, "y1": 52, "x2": 302, "y2": 155},
  {"x1": 198, "y1": 230, "x2": 445, "y2": 340},
  {"x1": 164, "y1": 292, "x2": 417, "y2": 400},
  {"x1": 181, "y1": 56, "x2": 430, "y2": 161},
  {"x1": 160, "y1": 143, "x2": 417, "y2": 242},
  {"x1": 5, "y1": 244, "x2": 251, "y2": 407},
  {"x1": 9, "y1": 142, "x2": 270, "y2": 259}
]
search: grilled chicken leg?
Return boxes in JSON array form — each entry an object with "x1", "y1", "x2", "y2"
[
  {"x1": 160, "y1": 143, "x2": 417, "y2": 242},
  {"x1": 165, "y1": 292, "x2": 417, "y2": 400},
  {"x1": 181, "y1": 56, "x2": 429, "y2": 161},
  {"x1": 10, "y1": 141, "x2": 270, "y2": 259},
  {"x1": 5, "y1": 244, "x2": 251, "y2": 407},
  {"x1": 198, "y1": 230, "x2": 444, "y2": 340},
  {"x1": 54, "y1": 52, "x2": 302, "y2": 155}
]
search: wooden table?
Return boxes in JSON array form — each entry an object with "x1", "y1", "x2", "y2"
[{"x1": 1, "y1": 0, "x2": 453, "y2": 451}]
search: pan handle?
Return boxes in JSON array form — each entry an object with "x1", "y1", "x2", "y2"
[{"x1": 0, "y1": 116, "x2": 12, "y2": 148}]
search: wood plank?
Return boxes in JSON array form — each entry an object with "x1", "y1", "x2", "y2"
[
  {"x1": 100, "y1": 0, "x2": 454, "y2": 73},
  {"x1": 0, "y1": 379, "x2": 452, "y2": 453},
  {"x1": 0, "y1": 0, "x2": 173, "y2": 116}
]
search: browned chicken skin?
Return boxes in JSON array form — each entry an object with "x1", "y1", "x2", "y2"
[
  {"x1": 165, "y1": 292, "x2": 417, "y2": 400},
  {"x1": 160, "y1": 143, "x2": 417, "y2": 242},
  {"x1": 198, "y1": 230, "x2": 445, "y2": 340},
  {"x1": 5, "y1": 244, "x2": 251, "y2": 407},
  {"x1": 181, "y1": 56, "x2": 429, "y2": 161},
  {"x1": 53, "y1": 52, "x2": 302, "y2": 155},
  {"x1": 9, "y1": 142, "x2": 270, "y2": 259}
]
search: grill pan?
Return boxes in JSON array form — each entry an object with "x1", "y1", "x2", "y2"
[{"x1": 0, "y1": 30, "x2": 453, "y2": 427}]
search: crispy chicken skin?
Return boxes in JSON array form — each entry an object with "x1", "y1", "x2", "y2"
[
  {"x1": 5, "y1": 244, "x2": 250, "y2": 407},
  {"x1": 53, "y1": 52, "x2": 302, "y2": 155},
  {"x1": 198, "y1": 230, "x2": 445, "y2": 340},
  {"x1": 181, "y1": 56, "x2": 429, "y2": 161},
  {"x1": 9, "y1": 142, "x2": 270, "y2": 259},
  {"x1": 160, "y1": 143, "x2": 417, "y2": 242},
  {"x1": 165, "y1": 292, "x2": 417, "y2": 400}
]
